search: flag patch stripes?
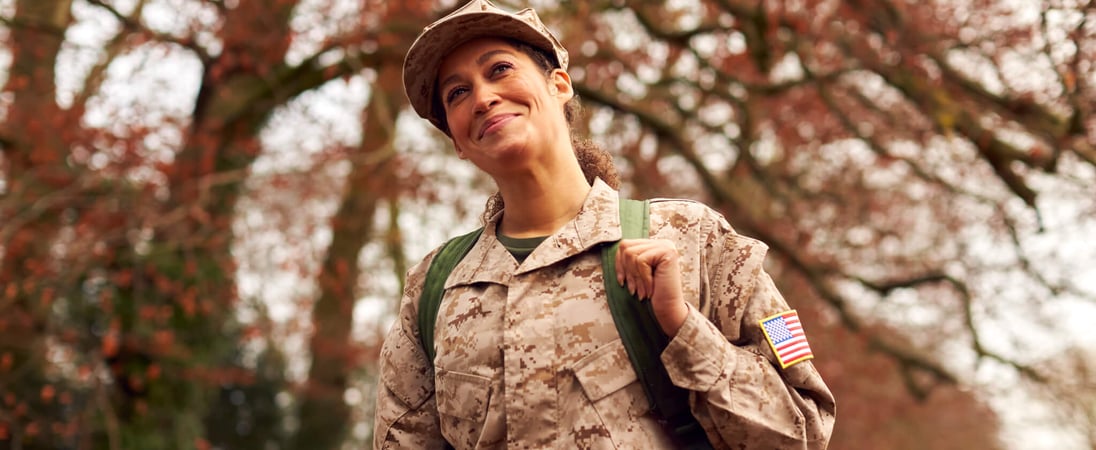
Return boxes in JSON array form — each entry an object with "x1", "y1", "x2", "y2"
[{"x1": 760, "y1": 310, "x2": 814, "y2": 369}]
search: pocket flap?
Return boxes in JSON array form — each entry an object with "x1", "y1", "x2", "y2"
[
  {"x1": 435, "y1": 370, "x2": 492, "y2": 422},
  {"x1": 573, "y1": 339, "x2": 638, "y2": 402}
]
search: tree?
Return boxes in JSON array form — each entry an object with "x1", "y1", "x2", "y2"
[
  {"x1": 0, "y1": 1, "x2": 80, "y2": 447},
  {"x1": 0, "y1": 0, "x2": 1092, "y2": 448}
]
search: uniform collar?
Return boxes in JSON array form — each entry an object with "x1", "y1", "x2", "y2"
[{"x1": 445, "y1": 178, "x2": 622, "y2": 288}]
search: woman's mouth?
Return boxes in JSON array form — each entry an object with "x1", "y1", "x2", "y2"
[{"x1": 478, "y1": 114, "x2": 517, "y2": 139}]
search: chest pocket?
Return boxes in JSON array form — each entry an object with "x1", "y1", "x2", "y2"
[
  {"x1": 573, "y1": 338, "x2": 650, "y2": 418},
  {"x1": 435, "y1": 369, "x2": 494, "y2": 448}
]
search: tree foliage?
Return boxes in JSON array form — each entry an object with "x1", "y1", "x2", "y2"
[{"x1": 0, "y1": 0, "x2": 1093, "y2": 448}]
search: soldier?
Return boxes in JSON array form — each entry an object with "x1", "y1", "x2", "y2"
[{"x1": 373, "y1": 0, "x2": 836, "y2": 448}]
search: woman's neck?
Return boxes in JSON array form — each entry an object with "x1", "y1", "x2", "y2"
[{"x1": 495, "y1": 160, "x2": 591, "y2": 238}]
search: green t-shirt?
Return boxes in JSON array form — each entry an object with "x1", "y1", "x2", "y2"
[{"x1": 496, "y1": 233, "x2": 548, "y2": 263}]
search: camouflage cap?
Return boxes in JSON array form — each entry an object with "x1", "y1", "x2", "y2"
[{"x1": 402, "y1": 0, "x2": 570, "y2": 132}]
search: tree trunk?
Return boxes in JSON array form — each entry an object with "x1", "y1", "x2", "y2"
[
  {"x1": 0, "y1": 1, "x2": 76, "y2": 447},
  {"x1": 98, "y1": 0, "x2": 300, "y2": 446},
  {"x1": 291, "y1": 63, "x2": 404, "y2": 450}
]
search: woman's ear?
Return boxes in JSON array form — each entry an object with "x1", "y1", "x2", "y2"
[{"x1": 548, "y1": 68, "x2": 574, "y2": 102}]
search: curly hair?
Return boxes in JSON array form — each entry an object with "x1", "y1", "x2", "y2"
[{"x1": 478, "y1": 40, "x2": 620, "y2": 223}]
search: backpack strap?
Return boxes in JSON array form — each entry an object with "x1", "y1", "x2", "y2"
[
  {"x1": 601, "y1": 199, "x2": 713, "y2": 449},
  {"x1": 418, "y1": 227, "x2": 484, "y2": 364}
]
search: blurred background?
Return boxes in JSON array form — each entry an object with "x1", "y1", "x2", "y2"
[{"x1": 1, "y1": 0, "x2": 1094, "y2": 448}]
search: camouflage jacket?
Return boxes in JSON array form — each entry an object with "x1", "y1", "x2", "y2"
[{"x1": 373, "y1": 179, "x2": 836, "y2": 449}]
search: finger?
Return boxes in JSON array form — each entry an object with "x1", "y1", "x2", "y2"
[
  {"x1": 614, "y1": 241, "x2": 627, "y2": 285},
  {"x1": 640, "y1": 259, "x2": 655, "y2": 300},
  {"x1": 619, "y1": 240, "x2": 660, "y2": 299},
  {"x1": 637, "y1": 247, "x2": 663, "y2": 300},
  {"x1": 615, "y1": 240, "x2": 639, "y2": 294},
  {"x1": 629, "y1": 240, "x2": 681, "y2": 300}
]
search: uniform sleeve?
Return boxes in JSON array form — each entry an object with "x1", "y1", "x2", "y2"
[
  {"x1": 660, "y1": 232, "x2": 836, "y2": 449},
  {"x1": 373, "y1": 256, "x2": 449, "y2": 450}
]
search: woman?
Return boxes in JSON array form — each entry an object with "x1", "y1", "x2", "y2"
[{"x1": 374, "y1": 1, "x2": 836, "y2": 448}]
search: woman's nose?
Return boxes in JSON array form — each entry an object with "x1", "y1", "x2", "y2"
[{"x1": 473, "y1": 85, "x2": 500, "y2": 114}]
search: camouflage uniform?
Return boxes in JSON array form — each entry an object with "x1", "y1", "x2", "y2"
[{"x1": 373, "y1": 179, "x2": 836, "y2": 449}]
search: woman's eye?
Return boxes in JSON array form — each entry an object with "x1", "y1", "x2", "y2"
[
  {"x1": 446, "y1": 87, "x2": 468, "y2": 104},
  {"x1": 491, "y1": 62, "x2": 513, "y2": 76}
]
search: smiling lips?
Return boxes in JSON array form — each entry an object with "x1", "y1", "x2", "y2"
[{"x1": 478, "y1": 113, "x2": 518, "y2": 139}]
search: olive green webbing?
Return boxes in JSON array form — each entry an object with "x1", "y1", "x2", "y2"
[
  {"x1": 419, "y1": 227, "x2": 483, "y2": 364},
  {"x1": 602, "y1": 199, "x2": 713, "y2": 449}
]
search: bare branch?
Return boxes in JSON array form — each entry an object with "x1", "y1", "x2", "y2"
[
  {"x1": 85, "y1": 0, "x2": 213, "y2": 63},
  {"x1": 0, "y1": 172, "x2": 100, "y2": 246},
  {"x1": 73, "y1": 0, "x2": 150, "y2": 111},
  {"x1": 877, "y1": 339, "x2": 955, "y2": 400},
  {"x1": 855, "y1": 273, "x2": 951, "y2": 295},
  {"x1": 627, "y1": 3, "x2": 721, "y2": 45}
]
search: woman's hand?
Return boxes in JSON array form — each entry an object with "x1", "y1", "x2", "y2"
[{"x1": 614, "y1": 239, "x2": 689, "y2": 337}]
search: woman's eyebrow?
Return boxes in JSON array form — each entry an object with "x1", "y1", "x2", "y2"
[{"x1": 475, "y1": 49, "x2": 514, "y2": 65}]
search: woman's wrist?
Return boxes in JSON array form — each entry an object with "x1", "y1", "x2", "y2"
[{"x1": 653, "y1": 298, "x2": 689, "y2": 337}]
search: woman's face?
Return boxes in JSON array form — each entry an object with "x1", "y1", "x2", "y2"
[{"x1": 435, "y1": 37, "x2": 573, "y2": 174}]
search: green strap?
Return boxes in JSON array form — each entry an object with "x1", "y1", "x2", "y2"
[
  {"x1": 602, "y1": 199, "x2": 713, "y2": 450},
  {"x1": 418, "y1": 228, "x2": 483, "y2": 364}
]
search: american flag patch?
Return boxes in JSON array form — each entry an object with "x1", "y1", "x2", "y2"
[{"x1": 760, "y1": 310, "x2": 814, "y2": 369}]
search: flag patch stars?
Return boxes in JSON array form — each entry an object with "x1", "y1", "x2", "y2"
[{"x1": 760, "y1": 310, "x2": 814, "y2": 369}]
